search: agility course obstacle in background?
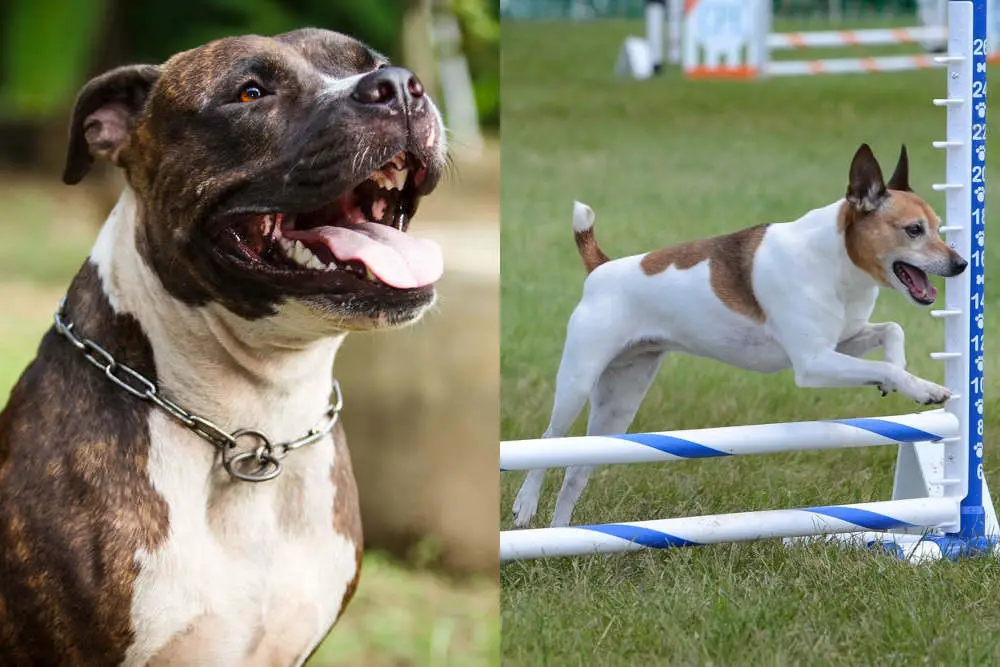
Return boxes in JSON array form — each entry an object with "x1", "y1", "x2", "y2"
[
  {"x1": 616, "y1": 0, "x2": 1000, "y2": 79},
  {"x1": 508, "y1": 0, "x2": 996, "y2": 563}
]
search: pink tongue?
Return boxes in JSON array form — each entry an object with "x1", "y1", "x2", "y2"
[
  {"x1": 901, "y1": 264, "x2": 937, "y2": 300},
  {"x1": 294, "y1": 222, "x2": 442, "y2": 289}
]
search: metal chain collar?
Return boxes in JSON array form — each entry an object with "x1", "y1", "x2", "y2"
[{"x1": 52, "y1": 297, "x2": 343, "y2": 483}]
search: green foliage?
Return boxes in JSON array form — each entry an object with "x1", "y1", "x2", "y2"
[
  {"x1": 0, "y1": 0, "x2": 497, "y2": 128},
  {"x1": 450, "y1": 0, "x2": 500, "y2": 128},
  {"x1": 120, "y1": 0, "x2": 410, "y2": 64},
  {"x1": 0, "y1": 0, "x2": 108, "y2": 119}
]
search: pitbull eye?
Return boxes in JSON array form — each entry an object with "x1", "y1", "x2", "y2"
[
  {"x1": 904, "y1": 223, "x2": 924, "y2": 238},
  {"x1": 238, "y1": 83, "x2": 266, "y2": 103}
]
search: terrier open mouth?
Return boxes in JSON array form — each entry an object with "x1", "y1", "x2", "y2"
[
  {"x1": 223, "y1": 151, "x2": 442, "y2": 290},
  {"x1": 893, "y1": 261, "x2": 937, "y2": 305}
]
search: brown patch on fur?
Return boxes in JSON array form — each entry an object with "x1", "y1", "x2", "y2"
[
  {"x1": 574, "y1": 228, "x2": 611, "y2": 274},
  {"x1": 330, "y1": 420, "x2": 363, "y2": 621},
  {"x1": 301, "y1": 421, "x2": 363, "y2": 666},
  {"x1": 251, "y1": 602, "x2": 320, "y2": 666},
  {"x1": 146, "y1": 616, "x2": 228, "y2": 666},
  {"x1": 0, "y1": 261, "x2": 170, "y2": 663},
  {"x1": 839, "y1": 190, "x2": 945, "y2": 285},
  {"x1": 640, "y1": 224, "x2": 770, "y2": 322},
  {"x1": 147, "y1": 604, "x2": 319, "y2": 666}
]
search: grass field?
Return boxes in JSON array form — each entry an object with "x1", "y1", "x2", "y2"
[
  {"x1": 499, "y1": 19, "x2": 1000, "y2": 666},
  {"x1": 0, "y1": 176, "x2": 498, "y2": 667}
]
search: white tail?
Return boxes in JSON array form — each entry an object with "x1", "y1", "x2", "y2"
[{"x1": 572, "y1": 201, "x2": 595, "y2": 232}]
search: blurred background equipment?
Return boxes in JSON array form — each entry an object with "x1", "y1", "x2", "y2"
[
  {"x1": 500, "y1": 0, "x2": 1000, "y2": 80},
  {"x1": 0, "y1": 1, "x2": 498, "y2": 665},
  {"x1": 502, "y1": 0, "x2": 932, "y2": 21}
]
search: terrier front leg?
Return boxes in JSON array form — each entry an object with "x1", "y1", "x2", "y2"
[
  {"x1": 836, "y1": 322, "x2": 907, "y2": 396},
  {"x1": 793, "y1": 348, "x2": 950, "y2": 405}
]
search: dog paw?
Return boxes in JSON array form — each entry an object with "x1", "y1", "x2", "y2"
[
  {"x1": 512, "y1": 495, "x2": 538, "y2": 529},
  {"x1": 908, "y1": 380, "x2": 952, "y2": 405}
]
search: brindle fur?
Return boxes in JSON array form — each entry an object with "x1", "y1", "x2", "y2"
[
  {"x1": 0, "y1": 263, "x2": 170, "y2": 664},
  {"x1": 0, "y1": 26, "x2": 436, "y2": 664}
]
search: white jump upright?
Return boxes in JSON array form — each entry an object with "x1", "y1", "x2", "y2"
[
  {"x1": 503, "y1": 0, "x2": 996, "y2": 564},
  {"x1": 615, "y1": 0, "x2": 682, "y2": 79},
  {"x1": 675, "y1": 0, "x2": 1000, "y2": 79}
]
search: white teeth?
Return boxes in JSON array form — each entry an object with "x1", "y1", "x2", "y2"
[
  {"x1": 389, "y1": 168, "x2": 408, "y2": 190},
  {"x1": 367, "y1": 157, "x2": 409, "y2": 191},
  {"x1": 369, "y1": 169, "x2": 408, "y2": 191},
  {"x1": 276, "y1": 238, "x2": 335, "y2": 271},
  {"x1": 371, "y1": 172, "x2": 394, "y2": 190},
  {"x1": 292, "y1": 241, "x2": 311, "y2": 265},
  {"x1": 262, "y1": 214, "x2": 274, "y2": 237}
]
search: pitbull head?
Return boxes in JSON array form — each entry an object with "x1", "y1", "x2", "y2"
[{"x1": 63, "y1": 28, "x2": 448, "y2": 331}]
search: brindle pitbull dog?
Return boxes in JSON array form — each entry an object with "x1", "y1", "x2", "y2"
[{"x1": 0, "y1": 28, "x2": 447, "y2": 665}]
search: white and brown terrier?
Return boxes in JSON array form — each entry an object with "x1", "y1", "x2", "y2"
[{"x1": 513, "y1": 144, "x2": 968, "y2": 529}]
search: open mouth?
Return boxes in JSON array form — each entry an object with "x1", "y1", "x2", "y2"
[
  {"x1": 222, "y1": 151, "x2": 442, "y2": 290},
  {"x1": 893, "y1": 261, "x2": 937, "y2": 305}
]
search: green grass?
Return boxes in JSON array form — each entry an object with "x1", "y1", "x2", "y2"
[
  {"x1": 309, "y1": 552, "x2": 499, "y2": 666},
  {"x1": 500, "y1": 19, "x2": 1000, "y2": 666},
  {"x1": 0, "y1": 180, "x2": 97, "y2": 285}
]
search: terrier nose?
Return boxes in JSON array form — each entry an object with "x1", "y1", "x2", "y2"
[{"x1": 352, "y1": 67, "x2": 425, "y2": 110}]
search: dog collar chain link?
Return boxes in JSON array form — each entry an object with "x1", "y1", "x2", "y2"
[{"x1": 52, "y1": 298, "x2": 343, "y2": 483}]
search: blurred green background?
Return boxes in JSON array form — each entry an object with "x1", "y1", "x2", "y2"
[
  {"x1": 0, "y1": 0, "x2": 497, "y2": 168},
  {"x1": 0, "y1": 1, "x2": 499, "y2": 666}
]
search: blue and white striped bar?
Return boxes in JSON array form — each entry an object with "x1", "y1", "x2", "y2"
[
  {"x1": 785, "y1": 530, "x2": 993, "y2": 564},
  {"x1": 501, "y1": 410, "x2": 958, "y2": 471},
  {"x1": 500, "y1": 498, "x2": 959, "y2": 562}
]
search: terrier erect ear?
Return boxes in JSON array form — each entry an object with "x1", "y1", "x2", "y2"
[
  {"x1": 886, "y1": 144, "x2": 912, "y2": 192},
  {"x1": 63, "y1": 64, "x2": 161, "y2": 185},
  {"x1": 846, "y1": 143, "x2": 888, "y2": 213}
]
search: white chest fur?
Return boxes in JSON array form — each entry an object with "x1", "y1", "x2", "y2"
[
  {"x1": 123, "y1": 414, "x2": 357, "y2": 667},
  {"x1": 90, "y1": 187, "x2": 362, "y2": 665}
]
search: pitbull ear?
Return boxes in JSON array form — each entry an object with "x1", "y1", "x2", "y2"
[
  {"x1": 846, "y1": 143, "x2": 888, "y2": 213},
  {"x1": 887, "y1": 144, "x2": 911, "y2": 192},
  {"x1": 63, "y1": 64, "x2": 161, "y2": 185}
]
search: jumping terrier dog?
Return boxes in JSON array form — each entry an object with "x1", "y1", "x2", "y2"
[
  {"x1": 512, "y1": 144, "x2": 968, "y2": 529},
  {"x1": 0, "y1": 29, "x2": 447, "y2": 665}
]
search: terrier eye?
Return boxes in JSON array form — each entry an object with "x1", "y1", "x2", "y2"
[{"x1": 904, "y1": 223, "x2": 924, "y2": 238}]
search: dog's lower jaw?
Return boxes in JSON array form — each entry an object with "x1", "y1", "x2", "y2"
[{"x1": 301, "y1": 287, "x2": 437, "y2": 332}]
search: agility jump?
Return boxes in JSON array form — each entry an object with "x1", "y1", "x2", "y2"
[
  {"x1": 505, "y1": 0, "x2": 993, "y2": 564},
  {"x1": 617, "y1": 0, "x2": 999, "y2": 79}
]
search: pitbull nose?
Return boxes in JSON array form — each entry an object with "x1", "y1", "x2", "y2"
[{"x1": 352, "y1": 67, "x2": 425, "y2": 109}]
